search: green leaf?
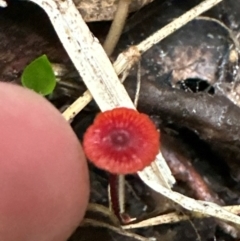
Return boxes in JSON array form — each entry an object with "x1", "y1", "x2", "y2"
[{"x1": 21, "y1": 55, "x2": 56, "y2": 96}]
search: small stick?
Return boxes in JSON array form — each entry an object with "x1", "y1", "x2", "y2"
[
  {"x1": 103, "y1": 0, "x2": 132, "y2": 56},
  {"x1": 137, "y1": 0, "x2": 223, "y2": 53},
  {"x1": 61, "y1": 90, "x2": 92, "y2": 122},
  {"x1": 87, "y1": 203, "x2": 120, "y2": 226},
  {"x1": 134, "y1": 61, "x2": 141, "y2": 107},
  {"x1": 123, "y1": 205, "x2": 240, "y2": 229}
]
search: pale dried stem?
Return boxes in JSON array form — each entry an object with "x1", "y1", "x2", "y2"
[
  {"x1": 123, "y1": 205, "x2": 240, "y2": 229},
  {"x1": 87, "y1": 203, "x2": 121, "y2": 226},
  {"x1": 118, "y1": 174, "x2": 125, "y2": 214},
  {"x1": 103, "y1": 0, "x2": 132, "y2": 56},
  {"x1": 137, "y1": 0, "x2": 223, "y2": 53},
  {"x1": 134, "y1": 61, "x2": 141, "y2": 107},
  {"x1": 61, "y1": 90, "x2": 92, "y2": 122}
]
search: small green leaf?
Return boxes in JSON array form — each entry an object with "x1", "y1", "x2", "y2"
[{"x1": 21, "y1": 55, "x2": 56, "y2": 96}]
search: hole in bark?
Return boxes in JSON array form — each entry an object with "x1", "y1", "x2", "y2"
[{"x1": 178, "y1": 78, "x2": 215, "y2": 94}]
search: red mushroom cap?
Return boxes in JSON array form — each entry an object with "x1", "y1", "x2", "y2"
[{"x1": 83, "y1": 107, "x2": 160, "y2": 174}]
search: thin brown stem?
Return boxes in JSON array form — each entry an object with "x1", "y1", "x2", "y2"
[{"x1": 109, "y1": 174, "x2": 122, "y2": 220}]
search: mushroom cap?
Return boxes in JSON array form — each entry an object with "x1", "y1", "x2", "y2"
[
  {"x1": 83, "y1": 107, "x2": 160, "y2": 174},
  {"x1": 0, "y1": 82, "x2": 89, "y2": 241}
]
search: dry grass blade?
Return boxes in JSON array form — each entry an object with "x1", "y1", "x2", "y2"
[
  {"x1": 138, "y1": 153, "x2": 175, "y2": 189},
  {"x1": 123, "y1": 205, "x2": 240, "y2": 229}
]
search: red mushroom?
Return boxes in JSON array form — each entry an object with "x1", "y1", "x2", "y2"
[
  {"x1": 83, "y1": 107, "x2": 160, "y2": 174},
  {"x1": 0, "y1": 82, "x2": 89, "y2": 241}
]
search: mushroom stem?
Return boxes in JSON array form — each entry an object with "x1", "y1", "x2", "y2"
[{"x1": 109, "y1": 174, "x2": 124, "y2": 220}]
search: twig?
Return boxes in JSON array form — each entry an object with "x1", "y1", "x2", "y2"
[
  {"x1": 87, "y1": 203, "x2": 121, "y2": 226},
  {"x1": 123, "y1": 205, "x2": 240, "y2": 229},
  {"x1": 137, "y1": 0, "x2": 223, "y2": 53},
  {"x1": 61, "y1": 90, "x2": 92, "y2": 122},
  {"x1": 103, "y1": 0, "x2": 132, "y2": 56},
  {"x1": 134, "y1": 61, "x2": 141, "y2": 107}
]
